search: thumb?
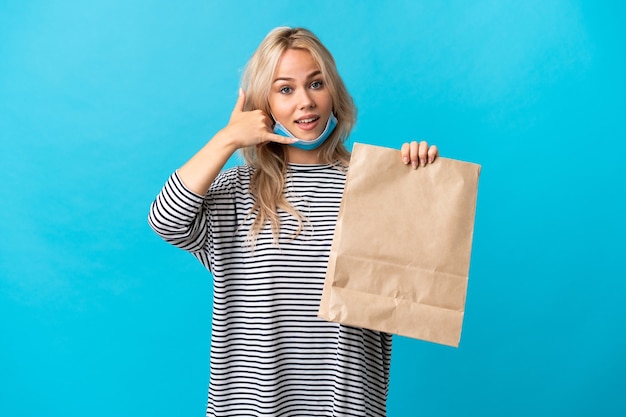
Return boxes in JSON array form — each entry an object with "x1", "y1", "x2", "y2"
[{"x1": 232, "y1": 88, "x2": 246, "y2": 114}]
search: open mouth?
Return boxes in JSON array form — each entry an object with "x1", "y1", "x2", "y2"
[
  {"x1": 296, "y1": 116, "x2": 320, "y2": 124},
  {"x1": 294, "y1": 115, "x2": 321, "y2": 133}
]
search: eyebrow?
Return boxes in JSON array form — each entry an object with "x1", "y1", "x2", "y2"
[{"x1": 273, "y1": 70, "x2": 322, "y2": 83}]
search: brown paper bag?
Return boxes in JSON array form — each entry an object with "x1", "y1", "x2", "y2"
[{"x1": 318, "y1": 143, "x2": 481, "y2": 347}]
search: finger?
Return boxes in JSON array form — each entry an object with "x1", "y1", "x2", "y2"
[
  {"x1": 232, "y1": 88, "x2": 246, "y2": 114},
  {"x1": 428, "y1": 145, "x2": 438, "y2": 164},
  {"x1": 418, "y1": 141, "x2": 429, "y2": 166},
  {"x1": 410, "y1": 140, "x2": 419, "y2": 169},
  {"x1": 401, "y1": 142, "x2": 411, "y2": 164},
  {"x1": 264, "y1": 132, "x2": 298, "y2": 145},
  {"x1": 261, "y1": 112, "x2": 275, "y2": 130}
]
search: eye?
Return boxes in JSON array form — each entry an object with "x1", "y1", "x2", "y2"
[
  {"x1": 279, "y1": 86, "x2": 292, "y2": 94},
  {"x1": 310, "y1": 80, "x2": 323, "y2": 89}
]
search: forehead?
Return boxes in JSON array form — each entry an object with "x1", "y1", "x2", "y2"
[{"x1": 274, "y1": 48, "x2": 321, "y2": 78}]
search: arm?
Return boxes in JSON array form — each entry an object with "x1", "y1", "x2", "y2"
[
  {"x1": 148, "y1": 172, "x2": 208, "y2": 252},
  {"x1": 148, "y1": 89, "x2": 296, "y2": 251},
  {"x1": 177, "y1": 89, "x2": 296, "y2": 195}
]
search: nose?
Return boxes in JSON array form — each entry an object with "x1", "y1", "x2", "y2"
[{"x1": 297, "y1": 88, "x2": 316, "y2": 110}]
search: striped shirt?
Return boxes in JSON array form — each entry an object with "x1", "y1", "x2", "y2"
[{"x1": 148, "y1": 163, "x2": 392, "y2": 417}]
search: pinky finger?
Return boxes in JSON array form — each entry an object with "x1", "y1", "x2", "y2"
[
  {"x1": 428, "y1": 145, "x2": 439, "y2": 163},
  {"x1": 267, "y1": 133, "x2": 298, "y2": 145}
]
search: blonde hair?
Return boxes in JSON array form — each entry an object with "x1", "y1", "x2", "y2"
[{"x1": 240, "y1": 27, "x2": 356, "y2": 243}]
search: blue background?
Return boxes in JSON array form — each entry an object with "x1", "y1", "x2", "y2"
[{"x1": 1, "y1": 1, "x2": 624, "y2": 416}]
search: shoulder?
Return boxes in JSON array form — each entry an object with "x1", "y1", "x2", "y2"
[
  {"x1": 217, "y1": 164, "x2": 254, "y2": 181},
  {"x1": 210, "y1": 164, "x2": 254, "y2": 195}
]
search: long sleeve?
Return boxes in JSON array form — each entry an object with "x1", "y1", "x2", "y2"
[{"x1": 148, "y1": 171, "x2": 209, "y2": 253}]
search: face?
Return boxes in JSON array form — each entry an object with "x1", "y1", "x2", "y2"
[{"x1": 269, "y1": 48, "x2": 333, "y2": 142}]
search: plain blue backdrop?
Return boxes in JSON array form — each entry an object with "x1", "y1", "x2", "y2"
[{"x1": 1, "y1": 1, "x2": 624, "y2": 416}]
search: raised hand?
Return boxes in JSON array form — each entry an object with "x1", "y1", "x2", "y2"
[{"x1": 222, "y1": 89, "x2": 297, "y2": 149}]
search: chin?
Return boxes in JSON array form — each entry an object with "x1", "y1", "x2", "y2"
[
  {"x1": 298, "y1": 134, "x2": 320, "y2": 142},
  {"x1": 295, "y1": 129, "x2": 324, "y2": 141}
]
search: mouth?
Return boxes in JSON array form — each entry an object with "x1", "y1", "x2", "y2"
[
  {"x1": 296, "y1": 116, "x2": 320, "y2": 124},
  {"x1": 294, "y1": 115, "x2": 321, "y2": 132}
]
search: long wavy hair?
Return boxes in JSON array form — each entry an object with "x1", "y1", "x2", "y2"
[{"x1": 240, "y1": 27, "x2": 356, "y2": 243}]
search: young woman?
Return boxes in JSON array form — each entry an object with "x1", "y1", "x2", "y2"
[{"x1": 149, "y1": 27, "x2": 438, "y2": 417}]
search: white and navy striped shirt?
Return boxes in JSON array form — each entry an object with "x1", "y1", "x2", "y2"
[{"x1": 149, "y1": 163, "x2": 392, "y2": 417}]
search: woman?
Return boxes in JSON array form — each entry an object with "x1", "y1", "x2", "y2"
[{"x1": 149, "y1": 26, "x2": 438, "y2": 417}]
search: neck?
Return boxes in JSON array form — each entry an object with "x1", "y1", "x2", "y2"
[{"x1": 286, "y1": 146, "x2": 322, "y2": 164}]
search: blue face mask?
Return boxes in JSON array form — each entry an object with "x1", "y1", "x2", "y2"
[{"x1": 273, "y1": 113, "x2": 338, "y2": 151}]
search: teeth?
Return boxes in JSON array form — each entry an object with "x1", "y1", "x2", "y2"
[{"x1": 297, "y1": 117, "x2": 317, "y2": 124}]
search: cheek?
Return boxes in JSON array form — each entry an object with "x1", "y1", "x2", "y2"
[
  {"x1": 326, "y1": 98, "x2": 334, "y2": 113},
  {"x1": 269, "y1": 98, "x2": 291, "y2": 120},
  {"x1": 318, "y1": 91, "x2": 333, "y2": 112},
  {"x1": 320, "y1": 102, "x2": 333, "y2": 118}
]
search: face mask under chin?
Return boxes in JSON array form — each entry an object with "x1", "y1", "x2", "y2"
[{"x1": 273, "y1": 113, "x2": 338, "y2": 151}]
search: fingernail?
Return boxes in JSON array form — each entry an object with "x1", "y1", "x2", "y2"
[
  {"x1": 421, "y1": 160, "x2": 426, "y2": 167},
  {"x1": 412, "y1": 162, "x2": 418, "y2": 169},
  {"x1": 403, "y1": 157, "x2": 410, "y2": 164}
]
